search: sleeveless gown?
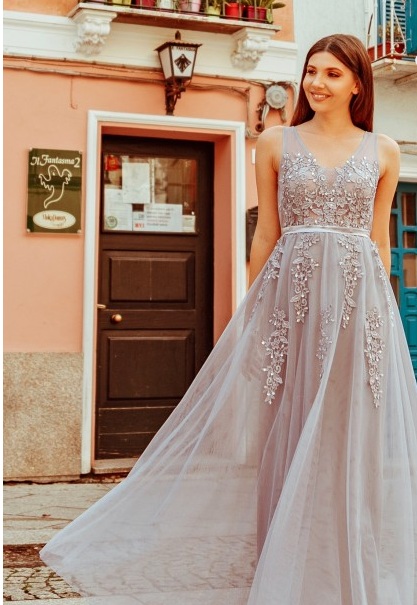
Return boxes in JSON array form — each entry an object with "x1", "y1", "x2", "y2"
[{"x1": 40, "y1": 127, "x2": 417, "y2": 604}]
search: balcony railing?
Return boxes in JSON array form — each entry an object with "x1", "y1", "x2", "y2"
[{"x1": 367, "y1": 0, "x2": 417, "y2": 62}]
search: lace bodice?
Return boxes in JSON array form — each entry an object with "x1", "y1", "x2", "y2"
[{"x1": 279, "y1": 127, "x2": 379, "y2": 231}]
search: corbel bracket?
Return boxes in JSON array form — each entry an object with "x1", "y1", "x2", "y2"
[
  {"x1": 231, "y1": 28, "x2": 276, "y2": 70},
  {"x1": 72, "y1": 8, "x2": 117, "y2": 56}
]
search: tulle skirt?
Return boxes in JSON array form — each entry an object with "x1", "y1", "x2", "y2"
[{"x1": 41, "y1": 227, "x2": 417, "y2": 604}]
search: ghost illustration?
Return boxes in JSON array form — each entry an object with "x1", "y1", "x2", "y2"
[{"x1": 39, "y1": 165, "x2": 72, "y2": 209}]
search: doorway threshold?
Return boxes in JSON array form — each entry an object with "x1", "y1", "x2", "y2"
[{"x1": 92, "y1": 458, "x2": 137, "y2": 474}]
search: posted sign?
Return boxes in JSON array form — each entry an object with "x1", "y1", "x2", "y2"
[{"x1": 27, "y1": 149, "x2": 82, "y2": 233}]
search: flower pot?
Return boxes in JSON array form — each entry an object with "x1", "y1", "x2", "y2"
[
  {"x1": 245, "y1": 5, "x2": 266, "y2": 20},
  {"x1": 206, "y1": 5, "x2": 221, "y2": 15},
  {"x1": 133, "y1": 0, "x2": 156, "y2": 6},
  {"x1": 158, "y1": 0, "x2": 175, "y2": 8},
  {"x1": 224, "y1": 2, "x2": 240, "y2": 18},
  {"x1": 245, "y1": 6, "x2": 266, "y2": 21},
  {"x1": 179, "y1": 0, "x2": 202, "y2": 11}
]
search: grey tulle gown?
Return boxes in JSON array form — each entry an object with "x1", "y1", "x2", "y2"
[{"x1": 40, "y1": 126, "x2": 417, "y2": 604}]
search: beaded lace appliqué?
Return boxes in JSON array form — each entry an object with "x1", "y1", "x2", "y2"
[
  {"x1": 262, "y1": 308, "x2": 289, "y2": 405},
  {"x1": 316, "y1": 306, "x2": 335, "y2": 378},
  {"x1": 370, "y1": 240, "x2": 394, "y2": 325},
  {"x1": 338, "y1": 235, "x2": 363, "y2": 328},
  {"x1": 364, "y1": 308, "x2": 385, "y2": 408},
  {"x1": 279, "y1": 152, "x2": 379, "y2": 231},
  {"x1": 250, "y1": 240, "x2": 285, "y2": 320},
  {"x1": 290, "y1": 234, "x2": 319, "y2": 322}
]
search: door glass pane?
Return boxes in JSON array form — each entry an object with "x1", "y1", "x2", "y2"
[
  {"x1": 403, "y1": 253, "x2": 417, "y2": 288},
  {"x1": 389, "y1": 214, "x2": 398, "y2": 247},
  {"x1": 403, "y1": 231, "x2": 417, "y2": 249},
  {"x1": 402, "y1": 192, "x2": 416, "y2": 226},
  {"x1": 103, "y1": 154, "x2": 197, "y2": 233},
  {"x1": 390, "y1": 274, "x2": 399, "y2": 302}
]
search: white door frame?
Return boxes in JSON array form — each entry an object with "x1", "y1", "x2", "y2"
[{"x1": 81, "y1": 110, "x2": 247, "y2": 473}]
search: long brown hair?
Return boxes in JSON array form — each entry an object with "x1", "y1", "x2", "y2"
[{"x1": 291, "y1": 34, "x2": 374, "y2": 132}]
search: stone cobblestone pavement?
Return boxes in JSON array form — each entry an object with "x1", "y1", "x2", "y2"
[
  {"x1": 3, "y1": 482, "x2": 254, "y2": 604},
  {"x1": 3, "y1": 566, "x2": 80, "y2": 601},
  {"x1": 3, "y1": 483, "x2": 113, "y2": 603}
]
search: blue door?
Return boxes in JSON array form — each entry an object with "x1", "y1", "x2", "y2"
[{"x1": 390, "y1": 183, "x2": 417, "y2": 379}]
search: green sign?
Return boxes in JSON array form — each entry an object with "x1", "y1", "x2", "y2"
[{"x1": 27, "y1": 149, "x2": 82, "y2": 233}]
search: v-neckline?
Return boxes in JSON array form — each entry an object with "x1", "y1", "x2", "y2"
[{"x1": 292, "y1": 126, "x2": 368, "y2": 170}]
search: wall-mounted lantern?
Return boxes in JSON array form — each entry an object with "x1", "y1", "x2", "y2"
[{"x1": 156, "y1": 31, "x2": 201, "y2": 116}]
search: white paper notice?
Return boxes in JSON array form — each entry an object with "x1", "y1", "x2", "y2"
[
  {"x1": 104, "y1": 188, "x2": 132, "y2": 231},
  {"x1": 133, "y1": 203, "x2": 182, "y2": 232},
  {"x1": 122, "y1": 162, "x2": 151, "y2": 205},
  {"x1": 182, "y1": 215, "x2": 196, "y2": 233}
]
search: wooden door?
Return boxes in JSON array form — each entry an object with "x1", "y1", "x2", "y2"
[{"x1": 96, "y1": 137, "x2": 214, "y2": 459}]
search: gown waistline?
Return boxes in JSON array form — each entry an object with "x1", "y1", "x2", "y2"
[{"x1": 281, "y1": 225, "x2": 371, "y2": 237}]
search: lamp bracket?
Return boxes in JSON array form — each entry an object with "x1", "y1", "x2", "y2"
[
  {"x1": 231, "y1": 28, "x2": 276, "y2": 70},
  {"x1": 165, "y1": 78, "x2": 188, "y2": 115},
  {"x1": 73, "y1": 8, "x2": 117, "y2": 56}
]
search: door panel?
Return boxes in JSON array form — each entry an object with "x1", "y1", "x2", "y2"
[
  {"x1": 102, "y1": 330, "x2": 194, "y2": 400},
  {"x1": 96, "y1": 138, "x2": 214, "y2": 459},
  {"x1": 97, "y1": 413, "x2": 175, "y2": 459},
  {"x1": 105, "y1": 250, "x2": 194, "y2": 303}
]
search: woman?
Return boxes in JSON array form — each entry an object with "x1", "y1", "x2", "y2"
[{"x1": 41, "y1": 34, "x2": 417, "y2": 604}]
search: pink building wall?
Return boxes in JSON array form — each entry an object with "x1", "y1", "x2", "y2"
[
  {"x1": 4, "y1": 64, "x2": 293, "y2": 353},
  {"x1": 4, "y1": 1, "x2": 295, "y2": 479}
]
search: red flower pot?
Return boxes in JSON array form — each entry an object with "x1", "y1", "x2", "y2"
[
  {"x1": 245, "y1": 5, "x2": 266, "y2": 20},
  {"x1": 224, "y1": 2, "x2": 240, "y2": 18},
  {"x1": 133, "y1": 0, "x2": 156, "y2": 6}
]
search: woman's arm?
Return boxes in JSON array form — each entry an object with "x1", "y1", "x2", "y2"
[
  {"x1": 248, "y1": 127, "x2": 283, "y2": 287},
  {"x1": 371, "y1": 134, "x2": 400, "y2": 275}
]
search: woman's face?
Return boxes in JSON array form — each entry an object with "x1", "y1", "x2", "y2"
[{"x1": 302, "y1": 51, "x2": 359, "y2": 114}]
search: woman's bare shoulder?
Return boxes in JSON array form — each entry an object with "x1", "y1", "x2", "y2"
[
  {"x1": 376, "y1": 133, "x2": 400, "y2": 160},
  {"x1": 375, "y1": 133, "x2": 400, "y2": 176},
  {"x1": 256, "y1": 126, "x2": 286, "y2": 169},
  {"x1": 257, "y1": 125, "x2": 285, "y2": 147}
]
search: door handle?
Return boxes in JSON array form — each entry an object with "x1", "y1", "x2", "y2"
[
  {"x1": 111, "y1": 313, "x2": 123, "y2": 323},
  {"x1": 97, "y1": 304, "x2": 107, "y2": 310}
]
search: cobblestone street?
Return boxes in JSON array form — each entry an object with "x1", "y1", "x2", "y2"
[
  {"x1": 3, "y1": 482, "x2": 254, "y2": 604},
  {"x1": 3, "y1": 544, "x2": 80, "y2": 601},
  {"x1": 4, "y1": 565, "x2": 80, "y2": 601},
  {"x1": 3, "y1": 483, "x2": 111, "y2": 603}
]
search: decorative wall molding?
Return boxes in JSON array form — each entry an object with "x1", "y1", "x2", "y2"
[
  {"x1": 73, "y1": 8, "x2": 117, "y2": 56},
  {"x1": 231, "y1": 28, "x2": 276, "y2": 70}
]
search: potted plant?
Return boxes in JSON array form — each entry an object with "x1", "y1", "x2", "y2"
[
  {"x1": 223, "y1": 0, "x2": 242, "y2": 19},
  {"x1": 224, "y1": 0, "x2": 241, "y2": 19},
  {"x1": 205, "y1": 0, "x2": 222, "y2": 16},
  {"x1": 132, "y1": 0, "x2": 157, "y2": 7},
  {"x1": 158, "y1": 0, "x2": 175, "y2": 9},
  {"x1": 179, "y1": 0, "x2": 202, "y2": 13},
  {"x1": 242, "y1": 0, "x2": 284, "y2": 22}
]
